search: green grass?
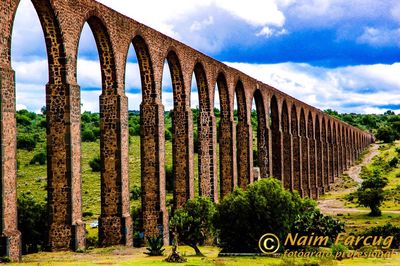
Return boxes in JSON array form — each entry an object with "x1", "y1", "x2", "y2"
[{"x1": 9, "y1": 245, "x2": 400, "y2": 265}]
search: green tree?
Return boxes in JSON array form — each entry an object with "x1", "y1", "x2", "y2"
[
  {"x1": 356, "y1": 169, "x2": 388, "y2": 216},
  {"x1": 375, "y1": 126, "x2": 396, "y2": 143},
  {"x1": 17, "y1": 193, "x2": 48, "y2": 254},
  {"x1": 89, "y1": 156, "x2": 101, "y2": 172},
  {"x1": 170, "y1": 196, "x2": 215, "y2": 256},
  {"x1": 213, "y1": 178, "x2": 305, "y2": 253}
]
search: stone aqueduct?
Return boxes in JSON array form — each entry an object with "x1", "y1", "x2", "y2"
[{"x1": 0, "y1": 0, "x2": 373, "y2": 261}]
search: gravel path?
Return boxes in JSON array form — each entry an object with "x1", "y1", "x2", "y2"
[{"x1": 317, "y1": 144, "x2": 400, "y2": 215}]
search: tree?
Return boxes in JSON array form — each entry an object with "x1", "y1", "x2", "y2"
[
  {"x1": 213, "y1": 178, "x2": 306, "y2": 253},
  {"x1": 356, "y1": 169, "x2": 388, "y2": 216},
  {"x1": 89, "y1": 156, "x2": 101, "y2": 172},
  {"x1": 17, "y1": 193, "x2": 48, "y2": 254},
  {"x1": 375, "y1": 126, "x2": 396, "y2": 143},
  {"x1": 170, "y1": 196, "x2": 215, "y2": 256}
]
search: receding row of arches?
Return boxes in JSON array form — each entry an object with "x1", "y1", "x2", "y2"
[{"x1": 0, "y1": 0, "x2": 373, "y2": 261}]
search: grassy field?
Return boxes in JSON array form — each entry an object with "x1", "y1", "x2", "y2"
[{"x1": 9, "y1": 245, "x2": 400, "y2": 266}]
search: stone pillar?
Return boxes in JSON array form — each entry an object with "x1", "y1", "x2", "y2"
[
  {"x1": 300, "y1": 136, "x2": 310, "y2": 197},
  {"x1": 272, "y1": 130, "x2": 284, "y2": 185},
  {"x1": 140, "y1": 102, "x2": 169, "y2": 244},
  {"x1": 282, "y1": 131, "x2": 292, "y2": 190},
  {"x1": 324, "y1": 138, "x2": 331, "y2": 191},
  {"x1": 198, "y1": 111, "x2": 218, "y2": 201},
  {"x1": 172, "y1": 107, "x2": 194, "y2": 208},
  {"x1": 331, "y1": 134, "x2": 337, "y2": 181},
  {"x1": 219, "y1": 118, "x2": 235, "y2": 198},
  {"x1": 0, "y1": 67, "x2": 21, "y2": 261},
  {"x1": 46, "y1": 83, "x2": 85, "y2": 251},
  {"x1": 258, "y1": 124, "x2": 269, "y2": 181},
  {"x1": 316, "y1": 135, "x2": 325, "y2": 195},
  {"x1": 98, "y1": 93, "x2": 132, "y2": 246},
  {"x1": 292, "y1": 133, "x2": 302, "y2": 195},
  {"x1": 309, "y1": 137, "x2": 318, "y2": 198},
  {"x1": 237, "y1": 121, "x2": 253, "y2": 189}
]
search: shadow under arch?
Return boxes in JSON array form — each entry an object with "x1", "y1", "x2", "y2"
[
  {"x1": 216, "y1": 73, "x2": 235, "y2": 198},
  {"x1": 235, "y1": 80, "x2": 251, "y2": 189}
]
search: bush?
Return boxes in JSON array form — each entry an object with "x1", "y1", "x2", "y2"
[
  {"x1": 213, "y1": 177, "x2": 306, "y2": 253},
  {"x1": 291, "y1": 208, "x2": 345, "y2": 248},
  {"x1": 82, "y1": 129, "x2": 96, "y2": 142},
  {"x1": 130, "y1": 185, "x2": 141, "y2": 200},
  {"x1": 165, "y1": 165, "x2": 174, "y2": 192},
  {"x1": 89, "y1": 156, "x2": 101, "y2": 172},
  {"x1": 17, "y1": 135, "x2": 36, "y2": 151},
  {"x1": 389, "y1": 157, "x2": 399, "y2": 168},
  {"x1": 357, "y1": 223, "x2": 400, "y2": 249},
  {"x1": 165, "y1": 129, "x2": 172, "y2": 141},
  {"x1": 30, "y1": 152, "x2": 46, "y2": 165},
  {"x1": 129, "y1": 124, "x2": 140, "y2": 136},
  {"x1": 170, "y1": 196, "x2": 215, "y2": 256},
  {"x1": 356, "y1": 169, "x2": 388, "y2": 216},
  {"x1": 17, "y1": 193, "x2": 48, "y2": 254},
  {"x1": 375, "y1": 126, "x2": 396, "y2": 143},
  {"x1": 16, "y1": 114, "x2": 32, "y2": 126},
  {"x1": 144, "y1": 236, "x2": 165, "y2": 256}
]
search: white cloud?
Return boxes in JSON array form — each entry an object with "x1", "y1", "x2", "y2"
[
  {"x1": 357, "y1": 27, "x2": 400, "y2": 47},
  {"x1": 214, "y1": 0, "x2": 285, "y2": 27},
  {"x1": 226, "y1": 62, "x2": 400, "y2": 114}
]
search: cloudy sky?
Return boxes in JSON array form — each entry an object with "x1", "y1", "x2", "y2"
[{"x1": 11, "y1": 0, "x2": 400, "y2": 113}]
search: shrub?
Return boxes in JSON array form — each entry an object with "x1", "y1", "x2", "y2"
[
  {"x1": 16, "y1": 114, "x2": 32, "y2": 126},
  {"x1": 213, "y1": 177, "x2": 306, "y2": 253},
  {"x1": 170, "y1": 196, "x2": 215, "y2": 256},
  {"x1": 356, "y1": 169, "x2": 388, "y2": 216},
  {"x1": 291, "y1": 208, "x2": 345, "y2": 248},
  {"x1": 357, "y1": 223, "x2": 400, "y2": 249},
  {"x1": 82, "y1": 129, "x2": 96, "y2": 142},
  {"x1": 129, "y1": 124, "x2": 140, "y2": 136},
  {"x1": 30, "y1": 152, "x2": 46, "y2": 165},
  {"x1": 375, "y1": 126, "x2": 396, "y2": 143},
  {"x1": 389, "y1": 157, "x2": 399, "y2": 168},
  {"x1": 89, "y1": 156, "x2": 101, "y2": 172},
  {"x1": 165, "y1": 165, "x2": 174, "y2": 192},
  {"x1": 144, "y1": 236, "x2": 165, "y2": 256},
  {"x1": 17, "y1": 193, "x2": 48, "y2": 254},
  {"x1": 165, "y1": 129, "x2": 172, "y2": 141},
  {"x1": 130, "y1": 185, "x2": 141, "y2": 200},
  {"x1": 17, "y1": 135, "x2": 36, "y2": 151}
]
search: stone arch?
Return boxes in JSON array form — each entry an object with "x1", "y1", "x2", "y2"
[
  {"x1": 193, "y1": 62, "x2": 217, "y2": 200},
  {"x1": 253, "y1": 89, "x2": 269, "y2": 180},
  {"x1": 164, "y1": 50, "x2": 193, "y2": 209},
  {"x1": 2, "y1": 0, "x2": 85, "y2": 258},
  {"x1": 291, "y1": 104, "x2": 301, "y2": 193},
  {"x1": 271, "y1": 95, "x2": 282, "y2": 182},
  {"x1": 307, "y1": 112, "x2": 317, "y2": 198},
  {"x1": 132, "y1": 35, "x2": 157, "y2": 101},
  {"x1": 132, "y1": 34, "x2": 167, "y2": 242},
  {"x1": 281, "y1": 100, "x2": 291, "y2": 190},
  {"x1": 236, "y1": 80, "x2": 251, "y2": 189},
  {"x1": 299, "y1": 108, "x2": 309, "y2": 196},
  {"x1": 216, "y1": 72, "x2": 235, "y2": 198},
  {"x1": 78, "y1": 14, "x2": 133, "y2": 247}
]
